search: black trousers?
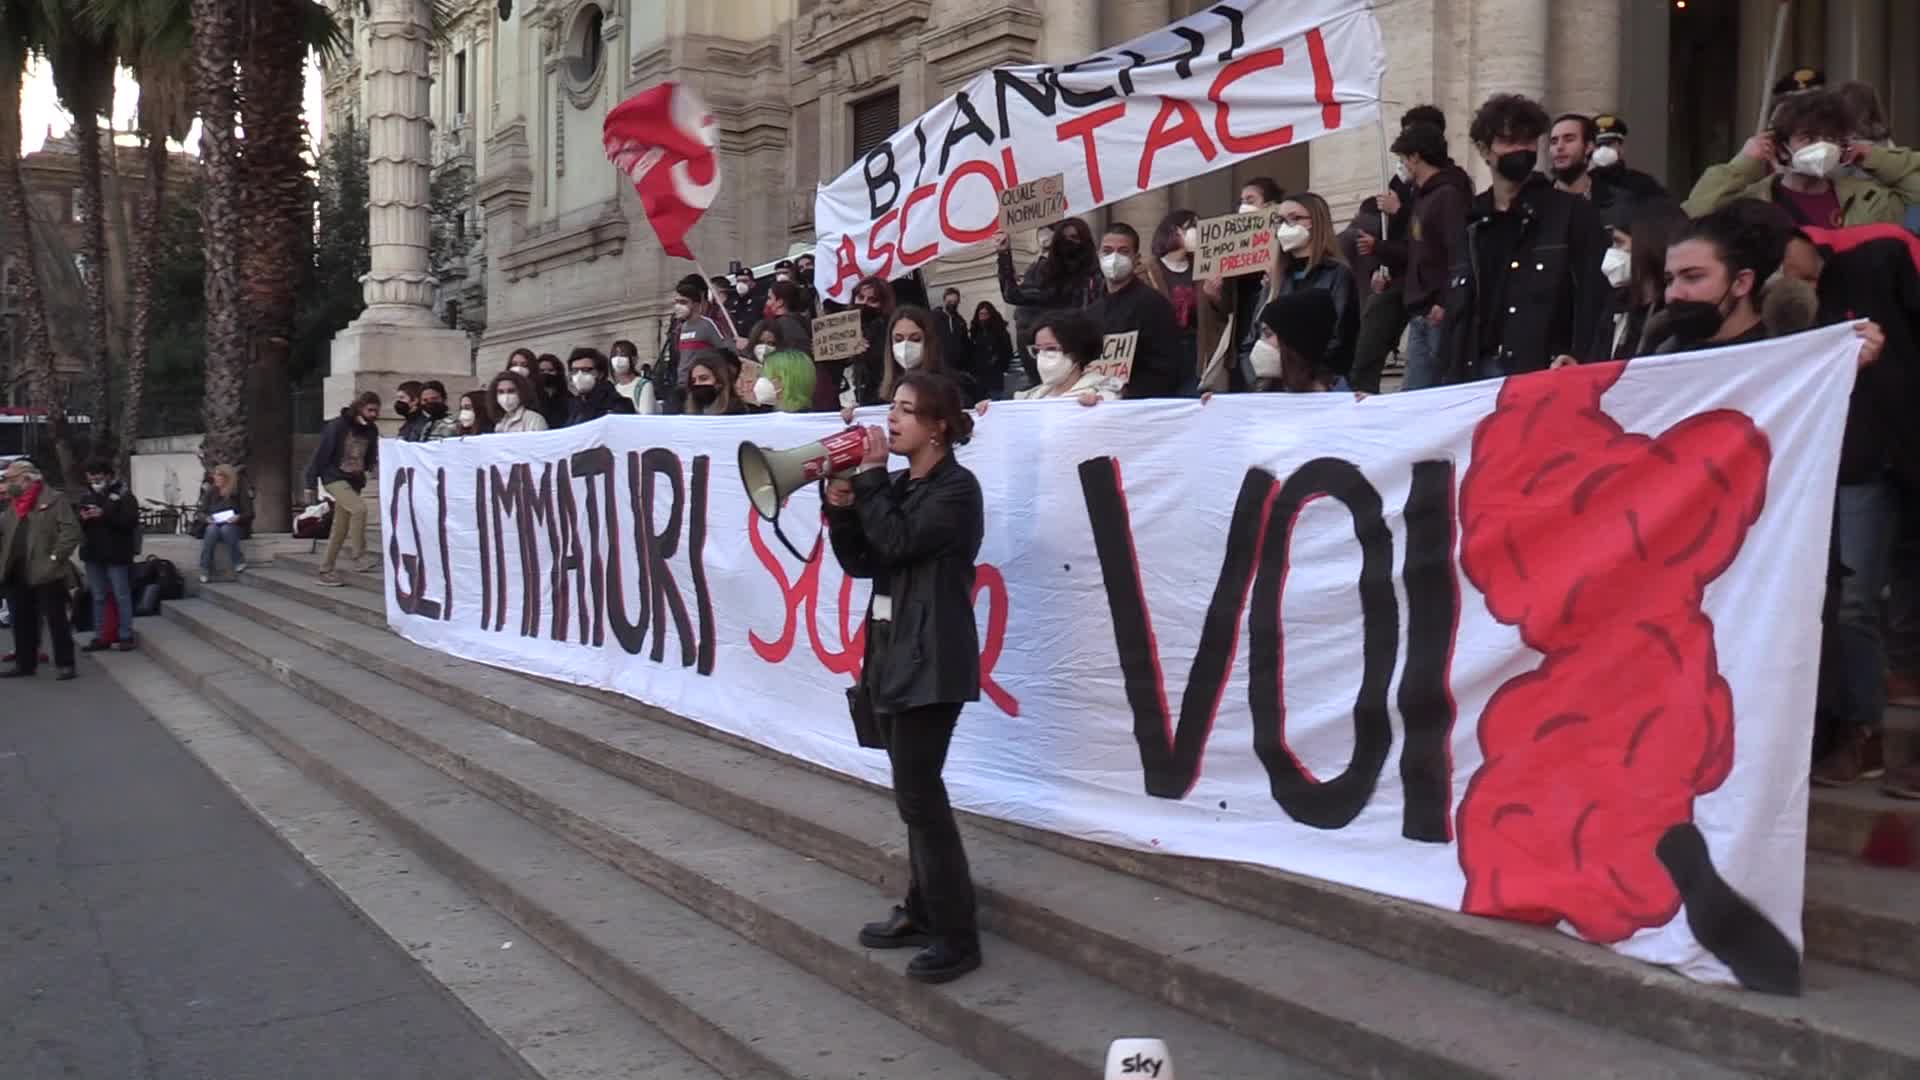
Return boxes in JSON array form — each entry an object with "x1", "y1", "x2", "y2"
[
  {"x1": 883, "y1": 703, "x2": 977, "y2": 943},
  {"x1": 1351, "y1": 285, "x2": 1407, "y2": 395},
  {"x1": 8, "y1": 581, "x2": 75, "y2": 673}
]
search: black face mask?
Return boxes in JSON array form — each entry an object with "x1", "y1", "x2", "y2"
[
  {"x1": 1494, "y1": 149, "x2": 1538, "y2": 183},
  {"x1": 423, "y1": 400, "x2": 448, "y2": 420},
  {"x1": 1660, "y1": 298, "x2": 1731, "y2": 348},
  {"x1": 689, "y1": 385, "x2": 721, "y2": 409},
  {"x1": 541, "y1": 372, "x2": 564, "y2": 389},
  {"x1": 394, "y1": 400, "x2": 414, "y2": 418}
]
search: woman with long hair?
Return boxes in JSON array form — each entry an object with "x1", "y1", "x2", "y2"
[
  {"x1": 843, "y1": 306, "x2": 973, "y2": 419},
  {"x1": 491, "y1": 370, "x2": 549, "y2": 433},
  {"x1": 685, "y1": 351, "x2": 751, "y2": 415},
  {"x1": 1609, "y1": 200, "x2": 1689, "y2": 358},
  {"x1": 1254, "y1": 191, "x2": 1359, "y2": 386},
  {"x1": 995, "y1": 216, "x2": 1102, "y2": 385},
  {"x1": 835, "y1": 275, "x2": 900, "y2": 411},
  {"x1": 455, "y1": 390, "x2": 496, "y2": 435},
  {"x1": 1143, "y1": 208, "x2": 1204, "y2": 394},
  {"x1": 197, "y1": 463, "x2": 253, "y2": 583},
  {"x1": 824, "y1": 370, "x2": 985, "y2": 984},
  {"x1": 533, "y1": 353, "x2": 571, "y2": 430},
  {"x1": 966, "y1": 301, "x2": 1014, "y2": 400}
]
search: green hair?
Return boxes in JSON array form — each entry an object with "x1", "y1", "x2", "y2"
[{"x1": 763, "y1": 351, "x2": 817, "y2": 412}]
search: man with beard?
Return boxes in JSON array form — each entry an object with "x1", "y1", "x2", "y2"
[{"x1": 1444, "y1": 95, "x2": 1612, "y2": 381}]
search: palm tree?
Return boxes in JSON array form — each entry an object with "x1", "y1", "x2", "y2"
[
  {"x1": 189, "y1": 0, "x2": 245, "y2": 473},
  {"x1": 86, "y1": 0, "x2": 194, "y2": 479},
  {"x1": 0, "y1": 0, "x2": 56, "y2": 414},
  {"x1": 237, "y1": 0, "x2": 329, "y2": 531},
  {"x1": 35, "y1": 0, "x2": 119, "y2": 457}
]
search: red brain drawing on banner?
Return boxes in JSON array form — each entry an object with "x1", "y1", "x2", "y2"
[{"x1": 1456, "y1": 362, "x2": 1771, "y2": 944}]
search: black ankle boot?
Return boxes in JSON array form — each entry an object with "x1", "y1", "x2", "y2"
[
  {"x1": 858, "y1": 907, "x2": 931, "y2": 950},
  {"x1": 906, "y1": 936, "x2": 981, "y2": 983}
]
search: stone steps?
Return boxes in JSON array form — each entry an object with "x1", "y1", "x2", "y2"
[{"x1": 164, "y1": 562, "x2": 1920, "y2": 1077}]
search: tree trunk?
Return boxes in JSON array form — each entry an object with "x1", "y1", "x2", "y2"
[
  {"x1": 191, "y1": 0, "x2": 247, "y2": 473},
  {"x1": 0, "y1": 40, "x2": 56, "y2": 415},
  {"x1": 238, "y1": 0, "x2": 307, "y2": 532},
  {"x1": 118, "y1": 132, "x2": 169, "y2": 481},
  {"x1": 70, "y1": 104, "x2": 114, "y2": 458}
]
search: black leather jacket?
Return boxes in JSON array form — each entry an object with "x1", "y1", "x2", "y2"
[{"x1": 827, "y1": 454, "x2": 984, "y2": 712}]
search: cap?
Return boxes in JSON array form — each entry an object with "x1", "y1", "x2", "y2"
[
  {"x1": 1594, "y1": 114, "x2": 1628, "y2": 142},
  {"x1": 1772, "y1": 67, "x2": 1826, "y2": 96}
]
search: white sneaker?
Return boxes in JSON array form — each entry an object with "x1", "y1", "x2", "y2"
[
  {"x1": 235, "y1": 562, "x2": 249, "y2": 574},
  {"x1": 198, "y1": 573, "x2": 210, "y2": 584}
]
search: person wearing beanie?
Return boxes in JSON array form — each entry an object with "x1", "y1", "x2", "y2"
[{"x1": 1252, "y1": 291, "x2": 1349, "y2": 393}]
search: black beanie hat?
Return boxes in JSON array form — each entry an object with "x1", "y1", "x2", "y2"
[{"x1": 1259, "y1": 291, "x2": 1337, "y2": 366}]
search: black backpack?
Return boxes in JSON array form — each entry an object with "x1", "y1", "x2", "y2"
[{"x1": 131, "y1": 556, "x2": 186, "y2": 616}]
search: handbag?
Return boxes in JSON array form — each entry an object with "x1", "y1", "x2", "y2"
[
  {"x1": 293, "y1": 501, "x2": 334, "y2": 540},
  {"x1": 846, "y1": 617, "x2": 890, "y2": 750}
]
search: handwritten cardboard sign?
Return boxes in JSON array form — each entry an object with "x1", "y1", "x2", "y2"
[
  {"x1": 1193, "y1": 208, "x2": 1282, "y2": 279},
  {"x1": 1088, "y1": 330, "x2": 1138, "y2": 391},
  {"x1": 811, "y1": 310, "x2": 866, "y2": 362},
  {"x1": 997, "y1": 174, "x2": 1069, "y2": 235}
]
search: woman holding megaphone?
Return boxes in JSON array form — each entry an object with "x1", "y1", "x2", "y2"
[{"x1": 824, "y1": 370, "x2": 986, "y2": 984}]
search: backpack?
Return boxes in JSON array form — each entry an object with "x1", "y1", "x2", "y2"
[{"x1": 132, "y1": 556, "x2": 185, "y2": 616}]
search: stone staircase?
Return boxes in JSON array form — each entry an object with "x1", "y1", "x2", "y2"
[{"x1": 117, "y1": 554, "x2": 1920, "y2": 1079}]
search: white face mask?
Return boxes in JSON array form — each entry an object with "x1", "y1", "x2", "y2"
[
  {"x1": 1250, "y1": 338, "x2": 1284, "y2": 379},
  {"x1": 1035, "y1": 347, "x2": 1074, "y2": 387},
  {"x1": 1590, "y1": 144, "x2": 1621, "y2": 169},
  {"x1": 458, "y1": 408, "x2": 476, "y2": 427},
  {"x1": 735, "y1": 281, "x2": 751, "y2": 295},
  {"x1": 612, "y1": 355, "x2": 632, "y2": 374},
  {"x1": 1394, "y1": 159, "x2": 1412, "y2": 183},
  {"x1": 571, "y1": 371, "x2": 596, "y2": 394},
  {"x1": 776, "y1": 272, "x2": 791, "y2": 282},
  {"x1": 753, "y1": 377, "x2": 780, "y2": 406},
  {"x1": 1100, "y1": 251, "x2": 1134, "y2": 282},
  {"x1": 672, "y1": 301, "x2": 691, "y2": 320},
  {"x1": 754, "y1": 343, "x2": 774, "y2": 361},
  {"x1": 497, "y1": 392, "x2": 520, "y2": 412},
  {"x1": 1276, "y1": 221, "x2": 1311, "y2": 254},
  {"x1": 892, "y1": 340, "x2": 923, "y2": 369},
  {"x1": 1791, "y1": 141, "x2": 1842, "y2": 179},
  {"x1": 510, "y1": 364, "x2": 530, "y2": 378},
  {"x1": 1181, "y1": 225, "x2": 1199, "y2": 252},
  {"x1": 1238, "y1": 201, "x2": 1258, "y2": 214},
  {"x1": 1601, "y1": 246, "x2": 1632, "y2": 288}
]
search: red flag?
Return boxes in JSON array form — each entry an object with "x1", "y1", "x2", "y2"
[{"x1": 604, "y1": 83, "x2": 719, "y2": 260}]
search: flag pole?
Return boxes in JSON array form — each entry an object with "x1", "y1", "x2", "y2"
[
  {"x1": 1756, "y1": 0, "x2": 1792, "y2": 134},
  {"x1": 693, "y1": 258, "x2": 738, "y2": 342}
]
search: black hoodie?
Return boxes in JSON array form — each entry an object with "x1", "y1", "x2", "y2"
[{"x1": 1403, "y1": 164, "x2": 1474, "y2": 310}]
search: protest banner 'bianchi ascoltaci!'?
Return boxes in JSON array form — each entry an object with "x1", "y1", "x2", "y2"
[{"x1": 810, "y1": 0, "x2": 1388, "y2": 302}]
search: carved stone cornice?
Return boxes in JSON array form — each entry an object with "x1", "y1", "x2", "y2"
[
  {"x1": 475, "y1": 119, "x2": 533, "y2": 211},
  {"x1": 497, "y1": 210, "x2": 627, "y2": 281},
  {"x1": 922, "y1": 6, "x2": 1043, "y2": 89},
  {"x1": 795, "y1": 1, "x2": 932, "y2": 65}
]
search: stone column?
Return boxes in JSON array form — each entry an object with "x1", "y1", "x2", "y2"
[
  {"x1": 1888, "y1": 1, "x2": 1920, "y2": 148},
  {"x1": 1548, "y1": 0, "x2": 1622, "y2": 118},
  {"x1": 1618, "y1": 0, "x2": 1672, "y2": 189},
  {"x1": 1108, "y1": 0, "x2": 1171, "y2": 243},
  {"x1": 1737, "y1": 0, "x2": 1783, "y2": 139},
  {"x1": 1826, "y1": 0, "x2": 1887, "y2": 90},
  {"x1": 325, "y1": 0, "x2": 474, "y2": 422},
  {"x1": 1464, "y1": 0, "x2": 1549, "y2": 189},
  {"x1": 1045, "y1": 0, "x2": 1103, "y2": 232}
]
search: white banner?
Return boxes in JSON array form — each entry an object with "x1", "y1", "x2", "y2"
[
  {"x1": 810, "y1": 0, "x2": 1386, "y2": 302},
  {"x1": 381, "y1": 327, "x2": 1862, "y2": 989}
]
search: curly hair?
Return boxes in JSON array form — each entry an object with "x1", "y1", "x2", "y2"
[
  {"x1": 1469, "y1": 93, "x2": 1551, "y2": 148},
  {"x1": 1772, "y1": 88, "x2": 1853, "y2": 144}
]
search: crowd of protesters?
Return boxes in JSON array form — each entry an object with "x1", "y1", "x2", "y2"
[{"x1": 9, "y1": 69, "x2": 1916, "y2": 804}]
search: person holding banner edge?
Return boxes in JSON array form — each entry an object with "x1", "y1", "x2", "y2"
[
  {"x1": 975, "y1": 312, "x2": 1115, "y2": 412},
  {"x1": 823, "y1": 370, "x2": 985, "y2": 984}
]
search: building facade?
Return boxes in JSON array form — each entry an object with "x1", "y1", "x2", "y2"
[{"x1": 318, "y1": 0, "x2": 1917, "y2": 376}]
